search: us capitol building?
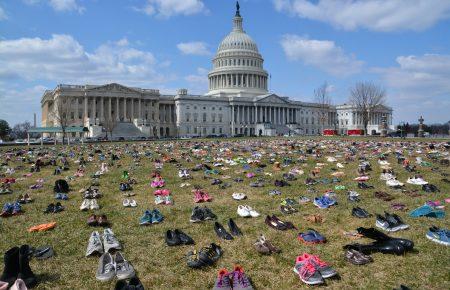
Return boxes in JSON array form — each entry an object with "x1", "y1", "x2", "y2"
[{"x1": 41, "y1": 3, "x2": 393, "y2": 138}]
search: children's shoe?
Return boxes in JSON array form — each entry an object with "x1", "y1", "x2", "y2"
[
  {"x1": 151, "y1": 209, "x2": 164, "y2": 224},
  {"x1": 165, "y1": 196, "x2": 173, "y2": 205},
  {"x1": 155, "y1": 196, "x2": 165, "y2": 205},
  {"x1": 213, "y1": 269, "x2": 232, "y2": 290},
  {"x1": 306, "y1": 254, "x2": 337, "y2": 278},
  {"x1": 12, "y1": 202, "x2": 22, "y2": 215},
  {"x1": 139, "y1": 210, "x2": 152, "y2": 225},
  {"x1": 202, "y1": 192, "x2": 212, "y2": 202},
  {"x1": 0, "y1": 203, "x2": 13, "y2": 217},
  {"x1": 293, "y1": 257, "x2": 324, "y2": 285}
]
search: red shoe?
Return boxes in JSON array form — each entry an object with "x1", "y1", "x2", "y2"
[
  {"x1": 162, "y1": 189, "x2": 170, "y2": 196},
  {"x1": 154, "y1": 189, "x2": 162, "y2": 196},
  {"x1": 202, "y1": 191, "x2": 212, "y2": 202},
  {"x1": 194, "y1": 191, "x2": 203, "y2": 203}
]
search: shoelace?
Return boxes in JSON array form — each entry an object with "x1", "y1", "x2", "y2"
[
  {"x1": 104, "y1": 263, "x2": 115, "y2": 274},
  {"x1": 299, "y1": 262, "x2": 316, "y2": 279},
  {"x1": 310, "y1": 255, "x2": 328, "y2": 268}
]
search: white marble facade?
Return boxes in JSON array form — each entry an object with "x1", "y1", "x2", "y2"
[{"x1": 41, "y1": 4, "x2": 393, "y2": 138}]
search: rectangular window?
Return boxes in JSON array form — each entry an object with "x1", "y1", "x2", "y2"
[
  {"x1": 219, "y1": 127, "x2": 223, "y2": 134},
  {"x1": 203, "y1": 113, "x2": 207, "y2": 122},
  {"x1": 212, "y1": 113, "x2": 216, "y2": 122},
  {"x1": 219, "y1": 114, "x2": 223, "y2": 123},
  {"x1": 186, "y1": 113, "x2": 190, "y2": 122},
  {"x1": 194, "y1": 113, "x2": 198, "y2": 122},
  {"x1": 212, "y1": 128, "x2": 216, "y2": 133}
]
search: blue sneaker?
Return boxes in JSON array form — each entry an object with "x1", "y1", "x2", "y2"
[
  {"x1": 0, "y1": 203, "x2": 13, "y2": 217},
  {"x1": 61, "y1": 194, "x2": 69, "y2": 200},
  {"x1": 55, "y1": 193, "x2": 62, "y2": 200},
  {"x1": 426, "y1": 227, "x2": 450, "y2": 246},
  {"x1": 298, "y1": 229, "x2": 325, "y2": 244},
  {"x1": 313, "y1": 197, "x2": 328, "y2": 209},
  {"x1": 151, "y1": 209, "x2": 164, "y2": 224},
  {"x1": 139, "y1": 210, "x2": 152, "y2": 225},
  {"x1": 12, "y1": 202, "x2": 22, "y2": 215}
]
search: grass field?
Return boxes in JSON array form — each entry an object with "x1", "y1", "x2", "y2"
[{"x1": 1, "y1": 137, "x2": 449, "y2": 290}]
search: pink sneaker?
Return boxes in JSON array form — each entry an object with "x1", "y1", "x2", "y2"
[
  {"x1": 194, "y1": 191, "x2": 203, "y2": 203},
  {"x1": 202, "y1": 191, "x2": 212, "y2": 202},
  {"x1": 154, "y1": 189, "x2": 163, "y2": 196},
  {"x1": 162, "y1": 189, "x2": 170, "y2": 196}
]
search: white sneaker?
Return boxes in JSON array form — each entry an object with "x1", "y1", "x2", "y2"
[
  {"x1": 90, "y1": 199, "x2": 100, "y2": 210},
  {"x1": 129, "y1": 200, "x2": 137, "y2": 207},
  {"x1": 232, "y1": 192, "x2": 246, "y2": 200},
  {"x1": 336, "y1": 163, "x2": 344, "y2": 168},
  {"x1": 80, "y1": 199, "x2": 90, "y2": 211},
  {"x1": 244, "y1": 205, "x2": 260, "y2": 217},
  {"x1": 237, "y1": 205, "x2": 251, "y2": 217},
  {"x1": 122, "y1": 199, "x2": 130, "y2": 207}
]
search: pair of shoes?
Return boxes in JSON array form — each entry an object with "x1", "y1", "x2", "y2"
[
  {"x1": 344, "y1": 249, "x2": 373, "y2": 265},
  {"x1": 280, "y1": 198, "x2": 298, "y2": 206},
  {"x1": 293, "y1": 253, "x2": 337, "y2": 285},
  {"x1": 426, "y1": 226, "x2": 450, "y2": 246},
  {"x1": 190, "y1": 206, "x2": 217, "y2": 222},
  {"x1": 304, "y1": 214, "x2": 323, "y2": 223},
  {"x1": 96, "y1": 252, "x2": 135, "y2": 281},
  {"x1": 253, "y1": 235, "x2": 280, "y2": 254},
  {"x1": 344, "y1": 227, "x2": 414, "y2": 255},
  {"x1": 86, "y1": 229, "x2": 122, "y2": 256},
  {"x1": 0, "y1": 202, "x2": 22, "y2": 217},
  {"x1": 274, "y1": 180, "x2": 290, "y2": 187},
  {"x1": 265, "y1": 215, "x2": 296, "y2": 231},
  {"x1": 186, "y1": 243, "x2": 222, "y2": 268},
  {"x1": 80, "y1": 199, "x2": 100, "y2": 210},
  {"x1": 298, "y1": 229, "x2": 326, "y2": 244},
  {"x1": 374, "y1": 191, "x2": 394, "y2": 201},
  {"x1": 237, "y1": 205, "x2": 259, "y2": 217},
  {"x1": 123, "y1": 199, "x2": 137, "y2": 207},
  {"x1": 376, "y1": 212, "x2": 409, "y2": 232},
  {"x1": 193, "y1": 189, "x2": 212, "y2": 203},
  {"x1": 358, "y1": 182, "x2": 374, "y2": 189},
  {"x1": 298, "y1": 196, "x2": 310, "y2": 204},
  {"x1": 268, "y1": 189, "x2": 281, "y2": 196},
  {"x1": 352, "y1": 207, "x2": 371, "y2": 218},
  {"x1": 17, "y1": 193, "x2": 33, "y2": 203},
  {"x1": 165, "y1": 229, "x2": 195, "y2": 246},
  {"x1": 154, "y1": 189, "x2": 170, "y2": 196},
  {"x1": 280, "y1": 204, "x2": 297, "y2": 214},
  {"x1": 214, "y1": 219, "x2": 242, "y2": 240},
  {"x1": 0, "y1": 245, "x2": 37, "y2": 288},
  {"x1": 154, "y1": 195, "x2": 173, "y2": 205},
  {"x1": 232, "y1": 192, "x2": 246, "y2": 200},
  {"x1": 313, "y1": 196, "x2": 336, "y2": 209},
  {"x1": 54, "y1": 193, "x2": 68, "y2": 200},
  {"x1": 114, "y1": 277, "x2": 144, "y2": 290},
  {"x1": 120, "y1": 183, "x2": 132, "y2": 191},
  {"x1": 139, "y1": 209, "x2": 163, "y2": 225},
  {"x1": 211, "y1": 178, "x2": 222, "y2": 185},
  {"x1": 213, "y1": 265, "x2": 253, "y2": 290},
  {"x1": 87, "y1": 214, "x2": 109, "y2": 227},
  {"x1": 44, "y1": 202, "x2": 64, "y2": 214}
]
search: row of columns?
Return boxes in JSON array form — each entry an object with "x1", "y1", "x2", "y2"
[
  {"x1": 209, "y1": 73, "x2": 267, "y2": 90},
  {"x1": 352, "y1": 112, "x2": 391, "y2": 126},
  {"x1": 231, "y1": 105, "x2": 298, "y2": 126},
  {"x1": 67, "y1": 96, "x2": 176, "y2": 125}
]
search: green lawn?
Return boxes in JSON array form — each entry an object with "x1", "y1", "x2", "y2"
[{"x1": 1, "y1": 137, "x2": 449, "y2": 289}]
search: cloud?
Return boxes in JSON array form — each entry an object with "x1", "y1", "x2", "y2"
[
  {"x1": 177, "y1": 41, "x2": 210, "y2": 56},
  {"x1": 0, "y1": 85, "x2": 46, "y2": 125},
  {"x1": 281, "y1": 34, "x2": 363, "y2": 77},
  {"x1": 185, "y1": 67, "x2": 208, "y2": 94},
  {"x1": 273, "y1": 0, "x2": 450, "y2": 31},
  {"x1": 373, "y1": 54, "x2": 450, "y2": 122},
  {"x1": 23, "y1": 0, "x2": 85, "y2": 13},
  {"x1": 135, "y1": 0, "x2": 207, "y2": 18},
  {"x1": 0, "y1": 34, "x2": 171, "y2": 86},
  {"x1": 0, "y1": 5, "x2": 7, "y2": 20}
]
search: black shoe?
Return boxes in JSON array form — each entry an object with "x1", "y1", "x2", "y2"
[
  {"x1": 357, "y1": 227, "x2": 414, "y2": 251},
  {"x1": 344, "y1": 239, "x2": 406, "y2": 255},
  {"x1": 214, "y1": 222, "x2": 234, "y2": 240},
  {"x1": 358, "y1": 182, "x2": 373, "y2": 189},
  {"x1": 352, "y1": 207, "x2": 371, "y2": 218},
  {"x1": 202, "y1": 207, "x2": 216, "y2": 220},
  {"x1": 175, "y1": 229, "x2": 194, "y2": 245},
  {"x1": 198, "y1": 243, "x2": 222, "y2": 265},
  {"x1": 165, "y1": 230, "x2": 182, "y2": 246},
  {"x1": 0, "y1": 247, "x2": 20, "y2": 286},
  {"x1": 114, "y1": 280, "x2": 128, "y2": 290},
  {"x1": 53, "y1": 202, "x2": 64, "y2": 213},
  {"x1": 129, "y1": 277, "x2": 144, "y2": 290},
  {"x1": 44, "y1": 203, "x2": 55, "y2": 214},
  {"x1": 17, "y1": 245, "x2": 37, "y2": 288},
  {"x1": 384, "y1": 212, "x2": 409, "y2": 230},
  {"x1": 228, "y1": 218, "x2": 242, "y2": 236},
  {"x1": 189, "y1": 207, "x2": 204, "y2": 223}
]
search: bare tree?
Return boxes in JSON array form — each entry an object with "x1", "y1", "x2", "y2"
[
  {"x1": 314, "y1": 81, "x2": 332, "y2": 134},
  {"x1": 50, "y1": 96, "x2": 71, "y2": 144},
  {"x1": 350, "y1": 82, "x2": 386, "y2": 135},
  {"x1": 103, "y1": 117, "x2": 117, "y2": 141}
]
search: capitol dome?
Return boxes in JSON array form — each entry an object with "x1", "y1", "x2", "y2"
[{"x1": 207, "y1": 2, "x2": 268, "y2": 96}]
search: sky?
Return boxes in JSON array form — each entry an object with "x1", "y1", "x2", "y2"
[{"x1": 1, "y1": 0, "x2": 450, "y2": 126}]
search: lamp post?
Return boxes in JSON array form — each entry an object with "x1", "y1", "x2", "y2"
[{"x1": 418, "y1": 116, "x2": 425, "y2": 138}]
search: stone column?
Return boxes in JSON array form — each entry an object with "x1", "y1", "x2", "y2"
[
  {"x1": 116, "y1": 98, "x2": 120, "y2": 121},
  {"x1": 84, "y1": 95, "x2": 88, "y2": 122},
  {"x1": 138, "y1": 98, "x2": 142, "y2": 121},
  {"x1": 92, "y1": 97, "x2": 97, "y2": 125},
  {"x1": 100, "y1": 98, "x2": 104, "y2": 122},
  {"x1": 231, "y1": 105, "x2": 235, "y2": 135},
  {"x1": 108, "y1": 98, "x2": 112, "y2": 120},
  {"x1": 74, "y1": 97, "x2": 79, "y2": 124}
]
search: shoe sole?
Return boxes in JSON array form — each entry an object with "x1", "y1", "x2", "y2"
[
  {"x1": 426, "y1": 234, "x2": 450, "y2": 246},
  {"x1": 293, "y1": 267, "x2": 324, "y2": 285}
]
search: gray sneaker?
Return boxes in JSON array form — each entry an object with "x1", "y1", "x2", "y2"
[
  {"x1": 103, "y1": 228, "x2": 121, "y2": 253},
  {"x1": 115, "y1": 252, "x2": 135, "y2": 280},
  {"x1": 86, "y1": 231, "x2": 104, "y2": 256},
  {"x1": 213, "y1": 269, "x2": 232, "y2": 290},
  {"x1": 95, "y1": 253, "x2": 115, "y2": 281}
]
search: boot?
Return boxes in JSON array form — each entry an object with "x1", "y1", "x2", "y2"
[
  {"x1": 17, "y1": 245, "x2": 37, "y2": 288},
  {"x1": 357, "y1": 227, "x2": 414, "y2": 250},
  {"x1": 344, "y1": 240, "x2": 406, "y2": 255},
  {"x1": 0, "y1": 247, "x2": 20, "y2": 286}
]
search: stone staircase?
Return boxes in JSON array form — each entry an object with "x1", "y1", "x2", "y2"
[{"x1": 111, "y1": 122, "x2": 146, "y2": 138}]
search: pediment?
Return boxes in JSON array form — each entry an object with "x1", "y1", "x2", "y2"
[
  {"x1": 87, "y1": 83, "x2": 141, "y2": 94},
  {"x1": 256, "y1": 94, "x2": 290, "y2": 104}
]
